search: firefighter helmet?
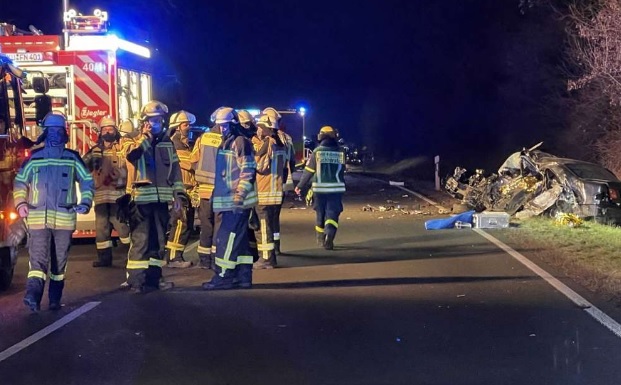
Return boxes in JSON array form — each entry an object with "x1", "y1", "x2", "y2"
[
  {"x1": 256, "y1": 113, "x2": 276, "y2": 129},
  {"x1": 99, "y1": 116, "x2": 116, "y2": 129},
  {"x1": 41, "y1": 111, "x2": 67, "y2": 128},
  {"x1": 169, "y1": 110, "x2": 196, "y2": 129},
  {"x1": 119, "y1": 119, "x2": 135, "y2": 135},
  {"x1": 237, "y1": 110, "x2": 254, "y2": 126},
  {"x1": 211, "y1": 106, "x2": 237, "y2": 124},
  {"x1": 262, "y1": 107, "x2": 281, "y2": 121},
  {"x1": 318, "y1": 125, "x2": 338, "y2": 141},
  {"x1": 140, "y1": 100, "x2": 169, "y2": 120}
]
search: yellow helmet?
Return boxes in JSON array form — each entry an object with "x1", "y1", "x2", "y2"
[
  {"x1": 140, "y1": 100, "x2": 169, "y2": 120},
  {"x1": 256, "y1": 113, "x2": 276, "y2": 129},
  {"x1": 318, "y1": 125, "x2": 338, "y2": 141},
  {"x1": 119, "y1": 119, "x2": 135, "y2": 135},
  {"x1": 98, "y1": 116, "x2": 116, "y2": 129},
  {"x1": 169, "y1": 110, "x2": 196, "y2": 128},
  {"x1": 262, "y1": 107, "x2": 281, "y2": 122},
  {"x1": 237, "y1": 109, "x2": 254, "y2": 126}
]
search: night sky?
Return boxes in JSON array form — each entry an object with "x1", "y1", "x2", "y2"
[{"x1": 3, "y1": 1, "x2": 566, "y2": 174}]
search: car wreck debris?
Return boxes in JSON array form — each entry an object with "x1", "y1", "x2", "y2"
[{"x1": 443, "y1": 142, "x2": 621, "y2": 225}]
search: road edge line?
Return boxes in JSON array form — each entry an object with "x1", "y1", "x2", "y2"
[
  {"x1": 0, "y1": 301, "x2": 101, "y2": 363},
  {"x1": 382, "y1": 179, "x2": 621, "y2": 338},
  {"x1": 474, "y1": 228, "x2": 621, "y2": 338}
]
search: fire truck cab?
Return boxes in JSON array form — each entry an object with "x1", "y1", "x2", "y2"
[{"x1": 0, "y1": 9, "x2": 154, "y2": 237}]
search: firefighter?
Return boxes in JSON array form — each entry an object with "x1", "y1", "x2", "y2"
[
  {"x1": 202, "y1": 107, "x2": 257, "y2": 290},
  {"x1": 262, "y1": 107, "x2": 296, "y2": 256},
  {"x1": 237, "y1": 110, "x2": 260, "y2": 262},
  {"x1": 251, "y1": 113, "x2": 286, "y2": 269},
  {"x1": 14, "y1": 111, "x2": 94, "y2": 311},
  {"x1": 164, "y1": 110, "x2": 197, "y2": 268},
  {"x1": 124, "y1": 100, "x2": 186, "y2": 293},
  {"x1": 83, "y1": 116, "x2": 131, "y2": 267},
  {"x1": 189, "y1": 108, "x2": 226, "y2": 270},
  {"x1": 294, "y1": 126, "x2": 346, "y2": 250}
]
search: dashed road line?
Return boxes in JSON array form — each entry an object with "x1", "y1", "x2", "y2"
[{"x1": 0, "y1": 301, "x2": 101, "y2": 363}]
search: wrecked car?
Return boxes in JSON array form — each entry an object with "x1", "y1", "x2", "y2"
[{"x1": 443, "y1": 142, "x2": 621, "y2": 225}]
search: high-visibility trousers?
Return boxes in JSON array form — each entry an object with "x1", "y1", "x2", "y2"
[
  {"x1": 95, "y1": 202, "x2": 130, "y2": 263},
  {"x1": 25, "y1": 229, "x2": 73, "y2": 305},
  {"x1": 126, "y1": 202, "x2": 169, "y2": 289},
  {"x1": 165, "y1": 205, "x2": 195, "y2": 260},
  {"x1": 253, "y1": 204, "x2": 278, "y2": 263},
  {"x1": 197, "y1": 198, "x2": 222, "y2": 259},
  {"x1": 313, "y1": 193, "x2": 344, "y2": 241},
  {"x1": 213, "y1": 209, "x2": 253, "y2": 278}
]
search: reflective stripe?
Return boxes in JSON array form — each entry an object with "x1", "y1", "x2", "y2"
[
  {"x1": 127, "y1": 260, "x2": 149, "y2": 270},
  {"x1": 119, "y1": 237, "x2": 131, "y2": 245},
  {"x1": 257, "y1": 243, "x2": 274, "y2": 251},
  {"x1": 28, "y1": 270, "x2": 46, "y2": 280},
  {"x1": 96, "y1": 240, "x2": 113, "y2": 250},
  {"x1": 216, "y1": 232, "x2": 236, "y2": 274},
  {"x1": 325, "y1": 219, "x2": 339, "y2": 228},
  {"x1": 49, "y1": 273, "x2": 65, "y2": 281},
  {"x1": 197, "y1": 245, "x2": 211, "y2": 255},
  {"x1": 273, "y1": 232, "x2": 280, "y2": 241},
  {"x1": 149, "y1": 258, "x2": 165, "y2": 267},
  {"x1": 315, "y1": 226, "x2": 324, "y2": 233},
  {"x1": 237, "y1": 255, "x2": 253, "y2": 264},
  {"x1": 166, "y1": 241, "x2": 185, "y2": 251}
]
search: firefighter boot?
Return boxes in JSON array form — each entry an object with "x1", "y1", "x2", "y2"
[
  {"x1": 233, "y1": 264, "x2": 253, "y2": 289},
  {"x1": 324, "y1": 233, "x2": 335, "y2": 250},
  {"x1": 167, "y1": 249, "x2": 193, "y2": 269},
  {"x1": 198, "y1": 253, "x2": 213, "y2": 269},
  {"x1": 48, "y1": 280, "x2": 65, "y2": 311},
  {"x1": 23, "y1": 278, "x2": 44, "y2": 312},
  {"x1": 202, "y1": 274, "x2": 235, "y2": 290},
  {"x1": 316, "y1": 231, "x2": 326, "y2": 246},
  {"x1": 93, "y1": 248, "x2": 113, "y2": 267},
  {"x1": 274, "y1": 239, "x2": 281, "y2": 256}
]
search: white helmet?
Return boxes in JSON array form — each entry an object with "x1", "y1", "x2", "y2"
[
  {"x1": 169, "y1": 110, "x2": 196, "y2": 129},
  {"x1": 140, "y1": 100, "x2": 169, "y2": 120},
  {"x1": 262, "y1": 107, "x2": 281, "y2": 122},
  {"x1": 42, "y1": 111, "x2": 67, "y2": 128},
  {"x1": 98, "y1": 116, "x2": 116, "y2": 129},
  {"x1": 211, "y1": 106, "x2": 237, "y2": 124},
  {"x1": 119, "y1": 119, "x2": 135, "y2": 135}
]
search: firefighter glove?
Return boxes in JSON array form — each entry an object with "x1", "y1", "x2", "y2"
[{"x1": 74, "y1": 204, "x2": 90, "y2": 215}]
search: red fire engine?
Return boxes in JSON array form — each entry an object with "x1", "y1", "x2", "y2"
[
  {"x1": 0, "y1": 53, "x2": 29, "y2": 290},
  {"x1": 0, "y1": 8, "x2": 154, "y2": 236}
]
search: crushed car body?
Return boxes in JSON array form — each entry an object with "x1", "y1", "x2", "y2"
[{"x1": 443, "y1": 142, "x2": 621, "y2": 225}]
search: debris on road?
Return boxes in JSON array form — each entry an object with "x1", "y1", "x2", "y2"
[{"x1": 443, "y1": 142, "x2": 621, "y2": 226}]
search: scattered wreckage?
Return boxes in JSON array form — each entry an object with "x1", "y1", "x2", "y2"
[{"x1": 443, "y1": 142, "x2": 621, "y2": 225}]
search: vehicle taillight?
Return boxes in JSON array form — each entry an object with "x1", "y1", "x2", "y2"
[
  {"x1": 0, "y1": 211, "x2": 18, "y2": 222},
  {"x1": 610, "y1": 188, "x2": 619, "y2": 200}
]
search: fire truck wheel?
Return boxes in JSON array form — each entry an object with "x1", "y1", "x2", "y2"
[{"x1": 0, "y1": 247, "x2": 15, "y2": 291}]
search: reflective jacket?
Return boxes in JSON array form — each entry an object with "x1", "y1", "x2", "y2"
[
  {"x1": 119, "y1": 135, "x2": 137, "y2": 194},
  {"x1": 83, "y1": 141, "x2": 127, "y2": 205},
  {"x1": 252, "y1": 135, "x2": 285, "y2": 205},
  {"x1": 171, "y1": 131, "x2": 196, "y2": 190},
  {"x1": 13, "y1": 146, "x2": 94, "y2": 230},
  {"x1": 277, "y1": 130, "x2": 296, "y2": 191},
  {"x1": 298, "y1": 138, "x2": 346, "y2": 194},
  {"x1": 125, "y1": 132, "x2": 185, "y2": 204},
  {"x1": 190, "y1": 129, "x2": 222, "y2": 200},
  {"x1": 212, "y1": 133, "x2": 258, "y2": 212}
]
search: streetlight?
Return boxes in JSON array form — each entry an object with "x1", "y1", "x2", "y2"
[{"x1": 298, "y1": 107, "x2": 306, "y2": 143}]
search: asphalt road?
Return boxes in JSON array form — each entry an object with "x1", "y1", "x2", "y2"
[{"x1": 0, "y1": 174, "x2": 620, "y2": 384}]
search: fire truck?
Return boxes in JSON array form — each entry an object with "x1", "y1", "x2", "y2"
[
  {"x1": 0, "y1": 53, "x2": 29, "y2": 290},
  {"x1": 0, "y1": 9, "x2": 154, "y2": 237}
]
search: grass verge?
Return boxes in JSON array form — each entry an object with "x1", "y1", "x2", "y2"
[{"x1": 497, "y1": 217, "x2": 621, "y2": 305}]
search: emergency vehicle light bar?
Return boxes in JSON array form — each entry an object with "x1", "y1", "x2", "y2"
[{"x1": 66, "y1": 35, "x2": 151, "y2": 58}]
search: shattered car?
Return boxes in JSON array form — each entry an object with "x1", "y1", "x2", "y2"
[{"x1": 443, "y1": 142, "x2": 621, "y2": 225}]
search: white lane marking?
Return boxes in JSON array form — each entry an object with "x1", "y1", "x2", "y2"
[
  {"x1": 0, "y1": 301, "x2": 101, "y2": 363},
  {"x1": 389, "y1": 180, "x2": 621, "y2": 338}
]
